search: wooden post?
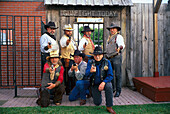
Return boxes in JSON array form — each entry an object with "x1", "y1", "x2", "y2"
[{"x1": 153, "y1": 0, "x2": 162, "y2": 77}]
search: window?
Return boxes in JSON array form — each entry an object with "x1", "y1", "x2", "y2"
[
  {"x1": 73, "y1": 17, "x2": 104, "y2": 46},
  {"x1": 0, "y1": 29, "x2": 13, "y2": 45}
]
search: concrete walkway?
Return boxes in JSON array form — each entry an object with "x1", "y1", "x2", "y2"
[{"x1": 0, "y1": 87, "x2": 169, "y2": 107}]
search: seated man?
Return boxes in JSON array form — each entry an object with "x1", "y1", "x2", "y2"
[
  {"x1": 36, "y1": 50, "x2": 65, "y2": 107},
  {"x1": 68, "y1": 50, "x2": 90, "y2": 105},
  {"x1": 85, "y1": 46, "x2": 116, "y2": 114}
]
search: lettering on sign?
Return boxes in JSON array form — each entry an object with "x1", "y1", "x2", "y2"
[{"x1": 60, "y1": 10, "x2": 118, "y2": 17}]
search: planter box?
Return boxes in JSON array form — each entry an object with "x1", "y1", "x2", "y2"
[{"x1": 133, "y1": 76, "x2": 170, "y2": 102}]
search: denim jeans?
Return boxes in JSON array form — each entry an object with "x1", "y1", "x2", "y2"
[
  {"x1": 109, "y1": 55, "x2": 122, "y2": 93},
  {"x1": 91, "y1": 82, "x2": 113, "y2": 107},
  {"x1": 69, "y1": 80, "x2": 90, "y2": 101}
]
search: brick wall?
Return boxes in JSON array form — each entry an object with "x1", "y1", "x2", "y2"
[{"x1": 0, "y1": 1, "x2": 46, "y2": 88}]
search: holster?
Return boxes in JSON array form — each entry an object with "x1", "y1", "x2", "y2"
[{"x1": 64, "y1": 58, "x2": 70, "y2": 67}]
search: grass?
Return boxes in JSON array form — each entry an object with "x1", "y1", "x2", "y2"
[{"x1": 0, "y1": 103, "x2": 169, "y2": 114}]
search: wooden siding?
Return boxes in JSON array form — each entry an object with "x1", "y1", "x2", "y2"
[
  {"x1": 128, "y1": 3, "x2": 170, "y2": 78},
  {"x1": 45, "y1": 3, "x2": 170, "y2": 86}
]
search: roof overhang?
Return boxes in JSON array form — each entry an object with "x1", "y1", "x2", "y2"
[{"x1": 44, "y1": 0, "x2": 133, "y2": 6}]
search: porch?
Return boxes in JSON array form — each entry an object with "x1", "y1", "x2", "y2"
[{"x1": 0, "y1": 87, "x2": 169, "y2": 107}]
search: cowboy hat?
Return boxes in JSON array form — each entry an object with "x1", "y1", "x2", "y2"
[
  {"x1": 81, "y1": 26, "x2": 94, "y2": 33},
  {"x1": 107, "y1": 22, "x2": 121, "y2": 31},
  {"x1": 46, "y1": 50, "x2": 60, "y2": 60},
  {"x1": 70, "y1": 50, "x2": 85, "y2": 58},
  {"x1": 90, "y1": 46, "x2": 106, "y2": 55},
  {"x1": 44, "y1": 21, "x2": 58, "y2": 30},
  {"x1": 63, "y1": 24, "x2": 74, "y2": 31}
]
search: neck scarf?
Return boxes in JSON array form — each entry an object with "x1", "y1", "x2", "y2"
[
  {"x1": 50, "y1": 64, "x2": 59, "y2": 80},
  {"x1": 45, "y1": 32, "x2": 56, "y2": 40}
]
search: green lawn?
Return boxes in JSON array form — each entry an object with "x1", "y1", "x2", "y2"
[{"x1": 0, "y1": 103, "x2": 169, "y2": 114}]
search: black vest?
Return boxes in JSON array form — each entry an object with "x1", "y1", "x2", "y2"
[{"x1": 89, "y1": 58, "x2": 108, "y2": 86}]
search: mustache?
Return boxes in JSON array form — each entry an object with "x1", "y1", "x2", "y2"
[{"x1": 96, "y1": 57, "x2": 100, "y2": 59}]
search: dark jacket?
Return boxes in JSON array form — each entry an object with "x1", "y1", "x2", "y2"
[{"x1": 85, "y1": 58, "x2": 113, "y2": 86}]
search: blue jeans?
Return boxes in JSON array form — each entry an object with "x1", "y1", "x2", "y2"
[
  {"x1": 109, "y1": 55, "x2": 122, "y2": 93},
  {"x1": 91, "y1": 82, "x2": 113, "y2": 107},
  {"x1": 69, "y1": 80, "x2": 90, "y2": 101}
]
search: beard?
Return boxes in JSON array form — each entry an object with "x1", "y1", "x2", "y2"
[
  {"x1": 50, "y1": 31, "x2": 54, "y2": 35},
  {"x1": 86, "y1": 34, "x2": 91, "y2": 37}
]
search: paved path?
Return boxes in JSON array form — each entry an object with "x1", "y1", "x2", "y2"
[{"x1": 0, "y1": 87, "x2": 169, "y2": 107}]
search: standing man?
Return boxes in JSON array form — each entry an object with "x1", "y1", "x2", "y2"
[
  {"x1": 36, "y1": 50, "x2": 65, "y2": 107},
  {"x1": 78, "y1": 26, "x2": 95, "y2": 62},
  {"x1": 68, "y1": 50, "x2": 90, "y2": 105},
  {"x1": 60, "y1": 24, "x2": 77, "y2": 95},
  {"x1": 106, "y1": 22, "x2": 125, "y2": 97},
  {"x1": 85, "y1": 46, "x2": 116, "y2": 114},
  {"x1": 40, "y1": 21, "x2": 59, "y2": 70}
]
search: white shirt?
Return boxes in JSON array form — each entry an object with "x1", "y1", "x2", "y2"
[
  {"x1": 116, "y1": 34, "x2": 125, "y2": 49},
  {"x1": 78, "y1": 37, "x2": 88, "y2": 51},
  {"x1": 40, "y1": 33, "x2": 59, "y2": 53}
]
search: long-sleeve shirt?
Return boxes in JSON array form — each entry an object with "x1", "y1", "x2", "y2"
[
  {"x1": 43, "y1": 63, "x2": 64, "y2": 83},
  {"x1": 85, "y1": 58, "x2": 113, "y2": 85},
  {"x1": 78, "y1": 36, "x2": 94, "y2": 56},
  {"x1": 115, "y1": 34, "x2": 125, "y2": 49},
  {"x1": 68, "y1": 61, "x2": 87, "y2": 80},
  {"x1": 40, "y1": 33, "x2": 59, "y2": 53},
  {"x1": 60, "y1": 35, "x2": 77, "y2": 59}
]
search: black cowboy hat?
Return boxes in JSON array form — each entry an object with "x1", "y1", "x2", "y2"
[
  {"x1": 81, "y1": 26, "x2": 94, "y2": 33},
  {"x1": 107, "y1": 22, "x2": 121, "y2": 31},
  {"x1": 44, "y1": 21, "x2": 58, "y2": 30},
  {"x1": 70, "y1": 50, "x2": 86, "y2": 58},
  {"x1": 90, "y1": 46, "x2": 106, "y2": 55}
]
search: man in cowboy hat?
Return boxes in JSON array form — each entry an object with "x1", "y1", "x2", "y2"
[
  {"x1": 106, "y1": 22, "x2": 125, "y2": 97},
  {"x1": 68, "y1": 50, "x2": 90, "y2": 105},
  {"x1": 85, "y1": 46, "x2": 116, "y2": 114},
  {"x1": 60, "y1": 24, "x2": 77, "y2": 95},
  {"x1": 78, "y1": 26, "x2": 95, "y2": 62},
  {"x1": 36, "y1": 50, "x2": 65, "y2": 107},
  {"x1": 40, "y1": 21, "x2": 59, "y2": 71}
]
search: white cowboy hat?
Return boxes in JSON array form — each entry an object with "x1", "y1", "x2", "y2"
[{"x1": 63, "y1": 24, "x2": 74, "y2": 31}]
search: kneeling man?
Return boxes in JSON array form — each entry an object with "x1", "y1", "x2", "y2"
[
  {"x1": 85, "y1": 46, "x2": 116, "y2": 114},
  {"x1": 68, "y1": 50, "x2": 90, "y2": 105},
  {"x1": 37, "y1": 50, "x2": 65, "y2": 107}
]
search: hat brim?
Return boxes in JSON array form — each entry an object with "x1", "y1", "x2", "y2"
[
  {"x1": 107, "y1": 26, "x2": 121, "y2": 31},
  {"x1": 45, "y1": 25, "x2": 58, "y2": 30},
  {"x1": 89, "y1": 52, "x2": 106, "y2": 55},
  {"x1": 81, "y1": 30, "x2": 94, "y2": 33},
  {"x1": 70, "y1": 53, "x2": 85, "y2": 57},
  {"x1": 46, "y1": 56, "x2": 60, "y2": 60},
  {"x1": 63, "y1": 29, "x2": 74, "y2": 31}
]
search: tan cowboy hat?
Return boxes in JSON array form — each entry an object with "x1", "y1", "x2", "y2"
[
  {"x1": 63, "y1": 24, "x2": 74, "y2": 31},
  {"x1": 46, "y1": 50, "x2": 60, "y2": 60}
]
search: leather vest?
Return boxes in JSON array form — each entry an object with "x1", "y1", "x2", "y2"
[
  {"x1": 89, "y1": 58, "x2": 108, "y2": 86},
  {"x1": 41, "y1": 66, "x2": 61, "y2": 88},
  {"x1": 106, "y1": 34, "x2": 117, "y2": 58},
  {"x1": 82, "y1": 37, "x2": 94, "y2": 56}
]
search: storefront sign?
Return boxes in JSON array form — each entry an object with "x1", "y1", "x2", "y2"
[{"x1": 60, "y1": 10, "x2": 118, "y2": 17}]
